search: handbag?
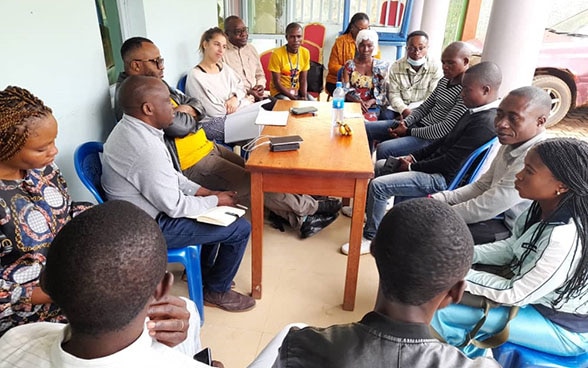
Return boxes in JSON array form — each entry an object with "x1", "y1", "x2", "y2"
[{"x1": 307, "y1": 61, "x2": 324, "y2": 93}]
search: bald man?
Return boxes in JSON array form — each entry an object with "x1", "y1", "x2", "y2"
[{"x1": 103, "y1": 75, "x2": 256, "y2": 312}]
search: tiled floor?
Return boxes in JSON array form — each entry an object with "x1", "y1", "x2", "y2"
[{"x1": 169, "y1": 106, "x2": 588, "y2": 368}]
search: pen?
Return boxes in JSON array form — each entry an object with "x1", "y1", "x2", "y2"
[
  {"x1": 225, "y1": 212, "x2": 240, "y2": 219},
  {"x1": 236, "y1": 204, "x2": 248, "y2": 210}
]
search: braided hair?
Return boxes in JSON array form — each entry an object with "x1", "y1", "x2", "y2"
[
  {"x1": 520, "y1": 138, "x2": 588, "y2": 307},
  {"x1": 0, "y1": 86, "x2": 52, "y2": 161}
]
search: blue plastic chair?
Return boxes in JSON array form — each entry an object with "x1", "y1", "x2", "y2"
[
  {"x1": 492, "y1": 342, "x2": 588, "y2": 368},
  {"x1": 74, "y1": 141, "x2": 205, "y2": 323},
  {"x1": 177, "y1": 74, "x2": 187, "y2": 93},
  {"x1": 447, "y1": 137, "x2": 499, "y2": 190}
]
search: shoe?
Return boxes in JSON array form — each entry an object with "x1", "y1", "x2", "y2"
[
  {"x1": 300, "y1": 212, "x2": 339, "y2": 239},
  {"x1": 203, "y1": 289, "x2": 256, "y2": 312},
  {"x1": 341, "y1": 205, "x2": 353, "y2": 218},
  {"x1": 340, "y1": 237, "x2": 373, "y2": 255},
  {"x1": 316, "y1": 198, "x2": 342, "y2": 214}
]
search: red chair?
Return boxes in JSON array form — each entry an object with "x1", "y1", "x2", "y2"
[
  {"x1": 259, "y1": 49, "x2": 273, "y2": 92},
  {"x1": 302, "y1": 22, "x2": 326, "y2": 49},
  {"x1": 302, "y1": 40, "x2": 322, "y2": 64},
  {"x1": 379, "y1": 0, "x2": 405, "y2": 27}
]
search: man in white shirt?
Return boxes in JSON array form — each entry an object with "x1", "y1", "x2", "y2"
[{"x1": 432, "y1": 86, "x2": 550, "y2": 243}]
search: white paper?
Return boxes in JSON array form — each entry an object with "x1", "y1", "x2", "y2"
[{"x1": 254, "y1": 109, "x2": 289, "y2": 126}]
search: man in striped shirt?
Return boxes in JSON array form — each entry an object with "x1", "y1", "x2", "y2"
[{"x1": 366, "y1": 42, "x2": 472, "y2": 160}]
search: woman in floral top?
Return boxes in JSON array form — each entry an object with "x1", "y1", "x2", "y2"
[
  {"x1": 341, "y1": 29, "x2": 393, "y2": 120},
  {"x1": 0, "y1": 87, "x2": 194, "y2": 351},
  {"x1": 0, "y1": 86, "x2": 91, "y2": 336}
]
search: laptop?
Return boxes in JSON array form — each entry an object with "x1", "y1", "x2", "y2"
[{"x1": 224, "y1": 100, "x2": 272, "y2": 143}]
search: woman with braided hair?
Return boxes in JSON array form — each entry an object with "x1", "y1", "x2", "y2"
[
  {"x1": 432, "y1": 137, "x2": 588, "y2": 358},
  {"x1": 0, "y1": 86, "x2": 202, "y2": 357}
]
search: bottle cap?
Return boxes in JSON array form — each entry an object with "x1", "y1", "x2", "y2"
[{"x1": 336, "y1": 81, "x2": 342, "y2": 88}]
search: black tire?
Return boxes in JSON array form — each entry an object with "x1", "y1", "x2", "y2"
[{"x1": 532, "y1": 75, "x2": 572, "y2": 128}]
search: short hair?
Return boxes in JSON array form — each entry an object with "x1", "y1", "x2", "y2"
[
  {"x1": 120, "y1": 36, "x2": 154, "y2": 63},
  {"x1": 371, "y1": 198, "x2": 473, "y2": 305},
  {"x1": 344, "y1": 12, "x2": 370, "y2": 34},
  {"x1": 224, "y1": 15, "x2": 241, "y2": 31},
  {"x1": 464, "y1": 61, "x2": 502, "y2": 89},
  {"x1": 43, "y1": 200, "x2": 167, "y2": 336},
  {"x1": 199, "y1": 27, "x2": 227, "y2": 54},
  {"x1": 507, "y1": 85, "x2": 551, "y2": 117},
  {"x1": 118, "y1": 75, "x2": 162, "y2": 114},
  {"x1": 443, "y1": 41, "x2": 473, "y2": 59},
  {"x1": 285, "y1": 22, "x2": 302, "y2": 35},
  {"x1": 0, "y1": 86, "x2": 52, "y2": 161},
  {"x1": 407, "y1": 30, "x2": 429, "y2": 43}
]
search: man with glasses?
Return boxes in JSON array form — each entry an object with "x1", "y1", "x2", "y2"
[
  {"x1": 388, "y1": 30, "x2": 442, "y2": 119},
  {"x1": 223, "y1": 16, "x2": 266, "y2": 101}
]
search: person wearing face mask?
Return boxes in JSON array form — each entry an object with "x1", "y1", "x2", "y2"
[{"x1": 387, "y1": 31, "x2": 442, "y2": 119}]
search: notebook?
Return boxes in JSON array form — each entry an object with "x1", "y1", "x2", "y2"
[
  {"x1": 224, "y1": 100, "x2": 272, "y2": 143},
  {"x1": 187, "y1": 205, "x2": 246, "y2": 226}
]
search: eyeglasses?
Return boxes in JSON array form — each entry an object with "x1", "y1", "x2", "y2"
[
  {"x1": 133, "y1": 57, "x2": 165, "y2": 69},
  {"x1": 406, "y1": 46, "x2": 427, "y2": 53},
  {"x1": 231, "y1": 27, "x2": 249, "y2": 36}
]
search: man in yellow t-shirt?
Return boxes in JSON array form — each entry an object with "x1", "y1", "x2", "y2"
[{"x1": 269, "y1": 23, "x2": 312, "y2": 100}]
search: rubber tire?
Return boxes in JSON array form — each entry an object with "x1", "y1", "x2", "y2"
[{"x1": 532, "y1": 75, "x2": 572, "y2": 128}]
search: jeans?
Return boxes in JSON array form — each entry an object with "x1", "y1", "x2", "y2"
[
  {"x1": 363, "y1": 160, "x2": 447, "y2": 239},
  {"x1": 157, "y1": 214, "x2": 251, "y2": 292},
  {"x1": 375, "y1": 136, "x2": 432, "y2": 160},
  {"x1": 364, "y1": 119, "x2": 397, "y2": 154},
  {"x1": 431, "y1": 304, "x2": 588, "y2": 358}
]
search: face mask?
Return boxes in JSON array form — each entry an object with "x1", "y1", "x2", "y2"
[{"x1": 407, "y1": 57, "x2": 426, "y2": 66}]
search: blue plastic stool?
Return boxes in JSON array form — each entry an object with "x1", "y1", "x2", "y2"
[
  {"x1": 492, "y1": 342, "x2": 588, "y2": 368},
  {"x1": 167, "y1": 245, "x2": 204, "y2": 325}
]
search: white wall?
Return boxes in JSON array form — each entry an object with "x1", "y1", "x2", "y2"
[
  {"x1": 0, "y1": 0, "x2": 218, "y2": 202},
  {"x1": 0, "y1": 1, "x2": 113, "y2": 202},
  {"x1": 142, "y1": 0, "x2": 218, "y2": 86}
]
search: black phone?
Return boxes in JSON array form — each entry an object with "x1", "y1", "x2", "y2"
[
  {"x1": 194, "y1": 347, "x2": 212, "y2": 366},
  {"x1": 269, "y1": 135, "x2": 304, "y2": 145},
  {"x1": 290, "y1": 106, "x2": 318, "y2": 115}
]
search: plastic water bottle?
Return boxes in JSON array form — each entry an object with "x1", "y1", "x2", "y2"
[{"x1": 332, "y1": 81, "x2": 345, "y2": 126}]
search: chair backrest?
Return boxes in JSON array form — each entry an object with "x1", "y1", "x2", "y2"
[
  {"x1": 302, "y1": 22, "x2": 326, "y2": 49},
  {"x1": 74, "y1": 141, "x2": 106, "y2": 203},
  {"x1": 447, "y1": 137, "x2": 499, "y2": 190},
  {"x1": 177, "y1": 74, "x2": 187, "y2": 93},
  {"x1": 259, "y1": 49, "x2": 273, "y2": 92},
  {"x1": 379, "y1": 0, "x2": 405, "y2": 27},
  {"x1": 301, "y1": 40, "x2": 322, "y2": 64}
]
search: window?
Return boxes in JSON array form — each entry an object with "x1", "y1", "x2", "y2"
[{"x1": 95, "y1": 0, "x2": 124, "y2": 84}]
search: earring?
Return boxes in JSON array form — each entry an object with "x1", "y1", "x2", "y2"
[{"x1": 556, "y1": 190, "x2": 561, "y2": 196}]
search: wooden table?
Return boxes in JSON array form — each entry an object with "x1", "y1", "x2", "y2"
[{"x1": 245, "y1": 100, "x2": 374, "y2": 311}]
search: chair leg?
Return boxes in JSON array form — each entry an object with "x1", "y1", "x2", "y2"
[{"x1": 184, "y1": 245, "x2": 204, "y2": 325}]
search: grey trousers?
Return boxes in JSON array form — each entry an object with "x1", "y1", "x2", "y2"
[{"x1": 183, "y1": 144, "x2": 318, "y2": 229}]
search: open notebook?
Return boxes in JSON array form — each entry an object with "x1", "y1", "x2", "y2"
[{"x1": 187, "y1": 206, "x2": 246, "y2": 227}]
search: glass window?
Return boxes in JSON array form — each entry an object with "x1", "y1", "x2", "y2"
[{"x1": 95, "y1": 0, "x2": 123, "y2": 84}]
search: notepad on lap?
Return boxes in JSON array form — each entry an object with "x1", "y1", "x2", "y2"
[{"x1": 188, "y1": 206, "x2": 246, "y2": 226}]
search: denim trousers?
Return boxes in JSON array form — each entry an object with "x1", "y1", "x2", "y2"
[
  {"x1": 363, "y1": 161, "x2": 447, "y2": 239},
  {"x1": 431, "y1": 304, "x2": 588, "y2": 358},
  {"x1": 157, "y1": 214, "x2": 251, "y2": 292},
  {"x1": 364, "y1": 120, "x2": 431, "y2": 157}
]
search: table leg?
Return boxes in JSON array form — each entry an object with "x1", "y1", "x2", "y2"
[
  {"x1": 250, "y1": 172, "x2": 264, "y2": 299},
  {"x1": 343, "y1": 178, "x2": 369, "y2": 311}
]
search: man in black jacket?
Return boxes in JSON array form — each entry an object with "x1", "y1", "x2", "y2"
[{"x1": 342, "y1": 62, "x2": 501, "y2": 255}]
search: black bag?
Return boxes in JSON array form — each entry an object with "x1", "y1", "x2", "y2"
[{"x1": 307, "y1": 61, "x2": 324, "y2": 93}]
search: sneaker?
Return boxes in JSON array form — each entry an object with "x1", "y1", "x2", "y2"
[
  {"x1": 203, "y1": 289, "x2": 255, "y2": 312},
  {"x1": 316, "y1": 198, "x2": 342, "y2": 214},
  {"x1": 341, "y1": 205, "x2": 353, "y2": 218},
  {"x1": 340, "y1": 237, "x2": 373, "y2": 255},
  {"x1": 300, "y1": 212, "x2": 339, "y2": 238}
]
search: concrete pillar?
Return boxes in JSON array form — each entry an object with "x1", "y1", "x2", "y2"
[
  {"x1": 408, "y1": 0, "x2": 425, "y2": 33},
  {"x1": 419, "y1": 0, "x2": 451, "y2": 59},
  {"x1": 481, "y1": 0, "x2": 551, "y2": 97}
]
